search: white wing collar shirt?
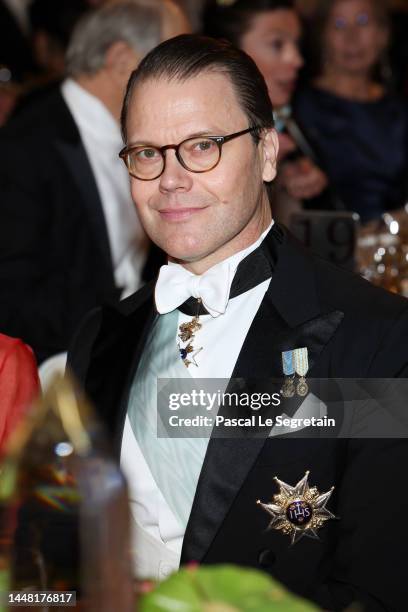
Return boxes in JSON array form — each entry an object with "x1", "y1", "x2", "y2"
[
  {"x1": 61, "y1": 78, "x2": 148, "y2": 298},
  {"x1": 121, "y1": 221, "x2": 273, "y2": 581}
]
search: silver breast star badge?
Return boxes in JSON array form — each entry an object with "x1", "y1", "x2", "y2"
[{"x1": 257, "y1": 471, "x2": 336, "y2": 545}]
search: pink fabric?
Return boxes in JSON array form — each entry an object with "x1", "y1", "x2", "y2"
[{"x1": 0, "y1": 333, "x2": 39, "y2": 452}]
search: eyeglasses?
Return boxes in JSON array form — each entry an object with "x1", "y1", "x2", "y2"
[{"x1": 119, "y1": 126, "x2": 261, "y2": 181}]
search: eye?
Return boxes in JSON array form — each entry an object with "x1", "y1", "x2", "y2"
[
  {"x1": 356, "y1": 12, "x2": 369, "y2": 26},
  {"x1": 134, "y1": 147, "x2": 161, "y2": 163},
  {"x1": 196, "y1": 140, "x2": 214, "y2": 151},
  {"x1": 334, "y1": 17, "x2": 347, "y2": 29},
  {"x1": 267, "y1": 37, "x2": 285, "y2": 53},
  {"x1": 188, "y1": 139, "x2": 218, "y2": 155}
]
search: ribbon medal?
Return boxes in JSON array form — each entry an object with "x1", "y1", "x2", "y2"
[
  {"x1": 293, "y1": 347, "x2": 309, "y2": 396},
  {"x1": 281, "y1": 350, "x2": 295, "y2": 398},
  {"x1": 257, "y1": 471, "x2": 336, "y2": 545}
]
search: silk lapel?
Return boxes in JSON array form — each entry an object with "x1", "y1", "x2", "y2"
[
  {"x1": 54, "y1": 126, "x2": 113, "y2": 280},
  {"x1": 181, "y1": 228, "x2": 344, "y2": 564},
  {"x1": 83, "y1": 284, "x2": 157, "y2": 454}
]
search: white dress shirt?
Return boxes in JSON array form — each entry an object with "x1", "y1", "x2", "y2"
[
  {"x1": 61, "y1": 78, "x2": 148, "y2": 298},
  {"x1": 121, "y1": 223, "x2": 273, "y2": 579}
]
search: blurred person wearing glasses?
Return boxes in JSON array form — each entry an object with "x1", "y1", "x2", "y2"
[
  {"x1": 294, "y1": 0, "x2": 408, "y2": 223},
  {"x1": 69, "y1": 34, "x2": 408, "y2": 607},
  {"x1": 0, "y1": 1, "x2": 190, "y2": 367}
]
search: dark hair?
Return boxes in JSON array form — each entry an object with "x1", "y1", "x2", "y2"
[
  {"x1": 121, "y1": 34, "x2": 274, "y2": 143},
  {"x1": 202, "y1": 0, "x2": 296, "y2": 47},
  {"x1": 29, "y1": 0, "x2": 89, "y2": 50}
]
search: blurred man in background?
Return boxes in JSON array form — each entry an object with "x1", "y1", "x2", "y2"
[
  {"x1": 0, "y1": 1, "x2": 190, "y2": 368},
  {"x1": 9, "y1": 0, "x2": 89, "y2": 117}
]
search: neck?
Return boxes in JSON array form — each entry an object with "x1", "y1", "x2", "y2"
[
  {"x1": 315, "y1": 70, "x2": 384, "y2": 102},
  {"x1": 74, "y1": 73, "x2": 122, "y2": 122},
  {"x1": 174, "y1": 197, "x2": 272, "y2": 275}
]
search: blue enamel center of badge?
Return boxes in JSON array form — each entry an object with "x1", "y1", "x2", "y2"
[{"x1": 286, "y1": 500, "x2": 313, "y2": 526}]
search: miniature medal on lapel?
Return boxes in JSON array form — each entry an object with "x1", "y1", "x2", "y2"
[
  {"x1": 281, "y1": 348, "x2": 309, "y2": 397},
  {"x1": 257, "y1": 471, "x2": 336, "y2": 544},
  {"x1": 281, "y1": 350, "x2": 295, "y2": 397},
  {"x1": 178, "y1": 298, "x2": 203, "y2": 367}
]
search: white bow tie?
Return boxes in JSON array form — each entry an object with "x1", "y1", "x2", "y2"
[{"x1": 155, "y1": 260, "x2": 235, "y2": 317}]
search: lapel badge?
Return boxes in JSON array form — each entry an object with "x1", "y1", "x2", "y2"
[
  {"x1": 281, "y1": 348, "x2": 309, "y2": 397},
  {"x1": 281, "y1": 350, "x2": 295, "y2": 398},
  {"x1": 293, "y1": 347, "x2": 309, "y2": 396},
  {"x1": 256, "y1": 471, "x2": 336, "y2": 544}
]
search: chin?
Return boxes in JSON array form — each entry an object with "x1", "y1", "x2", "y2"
[
  {"x1": 269, "y1": 90, "x2": 289, "y2": 109},
  {"x1": 160, "y1": 234, "x2": 208, "y2": 263}
]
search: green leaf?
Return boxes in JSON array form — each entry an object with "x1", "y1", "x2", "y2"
[{"x1": 140, "y1": 565, "x2": 319, "y2": 612}]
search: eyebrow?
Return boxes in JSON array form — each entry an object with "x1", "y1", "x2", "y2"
[
  {"x1": 263, "y1": 28, "x2": 301, "y2": 40},
  {"x1": 126, "y1": 129, "x2": 225, "y2": 148}
]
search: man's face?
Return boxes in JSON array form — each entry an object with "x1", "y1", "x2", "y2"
[{"x1": 125, "y1": 72, "x2": 278, "y2": 271}]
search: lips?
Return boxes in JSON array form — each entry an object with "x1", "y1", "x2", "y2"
[
  {"x1": 158, "y1": 206, "x2": 207, "y2": 221},
  {"x1": 277, "y1": 79, "x2": 297, "y2": 93}
]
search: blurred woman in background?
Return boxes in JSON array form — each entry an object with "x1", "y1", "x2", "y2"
[
  {"x1": 203, "y1": 0, "x2": 331, "y2": 225},
  {"x1": 295, "y1": 0, "x2": 408, "y2": 223}
]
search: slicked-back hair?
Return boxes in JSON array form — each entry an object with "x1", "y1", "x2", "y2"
[
  {"x1": 202, "y1": 0, "x2": 296, "y2": 48},
  {"x1": 120, "y1": 34, "x2": 275, "y2": 143}
]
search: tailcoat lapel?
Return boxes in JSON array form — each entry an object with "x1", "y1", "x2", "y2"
[
  {"x1": 52, "y1": 92, "x2": 114, "y2": 279},
  {"x1": 181, "y1": 226, "x2": 344, "y2": 563},
  {"x1": 81, "y1": 282, "x2": 157, "y2": 453}
]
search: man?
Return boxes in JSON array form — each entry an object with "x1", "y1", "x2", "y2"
[
  {"x1": 0, "y1": 1, "x2": 188, "y2": 364},
  {"x1": 69, "y1": 35, "x2": 408, "y2": 610}
]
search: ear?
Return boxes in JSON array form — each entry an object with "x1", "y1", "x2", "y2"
[
  {"x1": 260, "y1": 128, "x2": 279, "y2": 182},
  {"x1": 104, "y1": 41, "x2": 141, "y2": 81}
]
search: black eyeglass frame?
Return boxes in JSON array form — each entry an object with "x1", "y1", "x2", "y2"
[{"x1": 119, "y1": 126, "x2": 261, "y2": 181}]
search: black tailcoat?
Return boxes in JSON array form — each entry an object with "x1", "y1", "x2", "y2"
[
  {"x1": 0, "y1": 90, "x2": 121, "y2": 362},
  {"x1": 69, "y1": 226, "x2": 408, "y2": 611}
]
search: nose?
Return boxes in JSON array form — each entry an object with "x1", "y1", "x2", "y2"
[
  {"x1": 158, "y1": 149, "x2": 193, "y2": 194},
  {"x1": 291, "y1": 45, "x2": 304, "y2": 70},
  {"x1": 344, "y1": 22, "x2": 361, "y2": 42},
  {"x1": 284, "y1": 42, "x2": 304, "y2": 71}
]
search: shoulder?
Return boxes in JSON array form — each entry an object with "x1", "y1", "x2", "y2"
[
  {"x1": 311, "y1": 254, "x2": 408, "y2": 374},
  {"x1": 0, "y1": 89, "x2": 78, "y2": 183},
  {"x1": 312, "y1": 253, "x2": 408, "y2": 320},
  {"x1": 0, "y1": 88, "x2": 75, "y2": 144},
  {"x1": 0, "y1": 333, "x2": 38, "y2": 373},
  {"x1": 293, "y1": 86, "x2": 328, "y2": 117},
  {"x1": 276, "y1": 227, "x2": 408, "y2": 370},
  {"x1": 67, "y1": 281, "x2": 156, "y2": 380},
  {"x1": 0, "y1": 334, "x2": 39, "y2": 450}
]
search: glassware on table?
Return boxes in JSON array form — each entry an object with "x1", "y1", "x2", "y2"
[{"x1": 0, "y1": 374, "x2": 134, "y2": 612}]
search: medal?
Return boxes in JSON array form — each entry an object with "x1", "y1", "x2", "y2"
[
  {"x1": 293, "y1": 347, "x2": 309, "y2": 397},
  {"x1": 257, "y1": 471, "x2": 336, "y2": 545},
  {"x1": 281, "y1": 351, "x2": 295, "y2": 398},
  {"x1": 178, "y1": 298, "x2": 203, "y2": 367},
  {"x1": 178, "y1": 315, "x2": 201, "y2": 343}
]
